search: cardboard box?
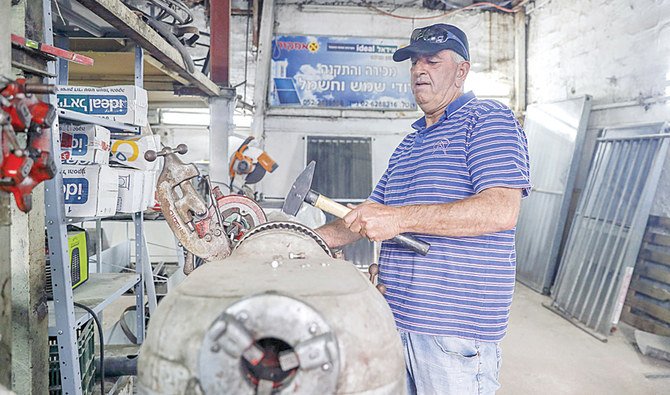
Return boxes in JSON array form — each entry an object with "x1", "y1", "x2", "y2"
[
  {"x1": 142, "y1": 170, "x2": 158, "y2": 210},
  {"x1": 60, "y1": 123, "x2": 111, "y2": 165},
  {"x1": 116, "y1": 168, "x2": 145, "y2": 213},
  {"x1": 56, "y1": 85, "x2": 148, "y2": 126},
  {"x1": 62, "y1": 165, "x2": 119, "y2": 218},
  {"x1": 110, "y1": 135, "x2": 161, "y2": 171}
]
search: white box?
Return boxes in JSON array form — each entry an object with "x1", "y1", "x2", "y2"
[
  {"x1": 142, "y1": 170, "x2": 158, "y2": 210},
  {"x1": 56, "y1": 85, "x2": 148, "y2": 126},
  {"x1": 60, "y1": 123, "x2": 111, "y2": 165},
  {"x1": 62, "y1": 165, "x2": 119, "y2": 217},
  {"x1": 116, "y1": 168, "x2": 145, "y2": 213},
  {"x1": 111, "y1": 135, "x2": 160, "y2": 171}
]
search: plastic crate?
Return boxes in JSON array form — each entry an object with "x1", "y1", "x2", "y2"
[{"x1": 49, "y1": 318, "x2": 97, "y2": 395}]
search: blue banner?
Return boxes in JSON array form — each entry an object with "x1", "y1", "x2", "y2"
[{"x1": 269, "y1": 35, "x2": 415, "y2": 110}]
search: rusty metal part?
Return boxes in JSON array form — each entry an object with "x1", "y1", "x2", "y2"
[
  {"x1": 368, "y1": 263, "x2": 379, "y2": 284},
  {"x1": 367, "y1": 263, "x2": 386, "y2": 295},
  {"x1": 236, "y1": 221, "x2": 333, "y2": 258},
  {"x1": 147, "y1": 144, "x2": 231, "y2": 262},
  {"x1": 216, "y1": 194, "x2": 266, "y2": 241}
]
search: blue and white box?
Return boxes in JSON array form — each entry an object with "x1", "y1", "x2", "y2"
[
  {"x1": 56, "y1": 85, "x2": 148, "y2": 126},
  {"x1": 62, "y1": 165, "x2": 119, "y2": 217},
  {"x1": 60, "y1": 123, "x2": 111, "y2": 165}
]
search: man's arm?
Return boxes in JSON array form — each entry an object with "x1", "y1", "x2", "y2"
[
  {"x1": 315, "y1": 218, "x2": 363, "y2": 248},
  {"x1": 343, "y1": 187, "x2": 522, "y2": 242}
]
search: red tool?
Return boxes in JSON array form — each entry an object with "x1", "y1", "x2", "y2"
[
  {"x1": 11, "y1": 34, "x2": 95, "y2": 66},
  {"x1": 0, "y1": 78, "x2": 57, "y2": 212}
]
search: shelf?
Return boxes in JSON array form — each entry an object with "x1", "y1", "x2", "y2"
[
  {"x1": 48, "y1": 272, "x2": 140, "y2": 336},
  {"x1": 57, "y1": 108, "x2": 142, "y2": 134}
]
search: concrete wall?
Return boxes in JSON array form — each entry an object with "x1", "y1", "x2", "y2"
[
  {"x1": 0, "y1": 0, "x2": 12, "y2": 387},
  {"x1": 526, "y1": 0, "x2": 670, "y2": 216},
  {"x1": 258, "y1": 4, "x2": 516, "y2": 198}
]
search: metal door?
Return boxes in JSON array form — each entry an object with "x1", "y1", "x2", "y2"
[
  {"x1": 548, "y1": 123, "x2": 669, "y2": 339},
  {"x1": 516, "y1": 97, "x2": 592, "y2": 293}
]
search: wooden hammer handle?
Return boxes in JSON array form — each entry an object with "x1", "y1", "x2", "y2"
[
  {"x1": 313, "y1": 194, "x2": 352, "y2": 218},
  {"x1": 312, "y1": 193, "x2": 430, "y2": 256}
]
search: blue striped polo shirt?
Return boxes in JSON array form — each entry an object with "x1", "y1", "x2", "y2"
[{"x1": 369, "y1": 91, "x2": 531, "y2": 342}]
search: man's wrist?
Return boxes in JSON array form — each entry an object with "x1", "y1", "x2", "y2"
[{"x1": 396, "y1": 205, "x2": 412, "y2": 234}]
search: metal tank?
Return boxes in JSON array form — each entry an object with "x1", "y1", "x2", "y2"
[{"x1": 137, "y1": 221, "x2": 406, "y2": 395}]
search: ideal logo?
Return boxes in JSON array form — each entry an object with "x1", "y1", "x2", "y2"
[
  {"x1": 57, "y1": 94, "x2": 128, "y2": 115},
  {"x1": 71, "y1": 134, "x2": 89, "y2": 155},
  {"x1": 61, "y1": 133, "x2": 88, "y2": 155},
  {"x1": 63, "y1": 178, "x2": 89, "y2": 204},
  {"x1": 58, "y1": 94, "x2": 89, "y2": 112},
  {"x1": 89, "y1": 96, "x2": 128, "y2": 115}
]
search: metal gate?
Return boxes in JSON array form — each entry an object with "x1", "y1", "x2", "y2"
[
  {"x1": 516, "y1": 97, "x2": 592, "y2": 293},
  {"x1": 548, "y1": 122, "x2": 670, "y2": 339}
]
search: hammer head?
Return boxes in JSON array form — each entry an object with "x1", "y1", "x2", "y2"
[{"x1": 282, "y1": 161, "x2": 316, "y2": 216}]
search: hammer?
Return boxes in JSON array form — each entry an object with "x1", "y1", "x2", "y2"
[{"x1": 282, "y1": 161, "x2": 430, "y2": 256}]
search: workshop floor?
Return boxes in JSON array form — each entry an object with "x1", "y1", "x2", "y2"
[{"x1": 500, "y1": 283, "x2": 670, "y2": 395}]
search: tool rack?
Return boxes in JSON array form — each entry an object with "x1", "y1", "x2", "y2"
[{"x1": 42, "y1": 2, "x2": 146, "y2": 394}]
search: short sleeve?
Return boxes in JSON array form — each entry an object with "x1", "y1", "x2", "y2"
[
  {"x1": 368, "y1": 168, "x2": 389, "y2": 204},
  {"x1": 466, "y1": 107, "x2": 532, "y2": 197}
]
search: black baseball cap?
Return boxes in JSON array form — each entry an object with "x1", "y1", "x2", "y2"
[{"x1": 393, "y1": 23, "x2": 470, "y2": 62}]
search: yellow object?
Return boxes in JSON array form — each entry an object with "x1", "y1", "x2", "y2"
[{"x1": 68, "y1": 228, "x2": 89, "y2": 289}]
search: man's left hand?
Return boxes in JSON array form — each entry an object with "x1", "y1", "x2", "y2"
[{"x1": 343, "y1": 202, "x2": 403, "y2": 242}]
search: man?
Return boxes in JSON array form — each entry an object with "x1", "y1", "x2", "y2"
[{"x1": 316, "y1": 24, "x2": 531, "y2": 394}]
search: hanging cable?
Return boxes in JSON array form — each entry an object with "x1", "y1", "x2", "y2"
[
  {"x1": 122, "y1": 0, "x2": 194, "y2": 26},
  {"x1": 73, "y1": 302, "x2": 104, "y2": 395}
]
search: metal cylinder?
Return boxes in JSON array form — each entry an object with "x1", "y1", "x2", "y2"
[{"x1": 137, "y1": 222, "x2": 405, "y2": 394}]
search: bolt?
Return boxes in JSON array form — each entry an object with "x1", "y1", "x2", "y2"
[
  {"x1": 58, "y1": 330, "x2": 63, "y2": 335},
  {"x1": 214, "y1": 229, "x2": 222, "y2": 237},
  {"x1": 288, "y1": 252, "x2": 306, "y2": 259},
  {"x1": 322, "y1": 363, "x2": 331, "y2": 371},
  {"x1": 210, "y1": 343, "x2": 220, "y2": 353},
  {"x1": 308, "y1": 323, "x2": 318, "y2": 334},
  {"x1": 271, "y1": 260, "x2": 280, "y2": 268},
  {"x1": 238, "y1": 311, "x2": 249, "y2": 322},
  {"x1": 48, "y1": 220, "x2": 53, "y2": 225},
  {"x1": 205, "y1": 234, "x2": 212, "y2": 242}
]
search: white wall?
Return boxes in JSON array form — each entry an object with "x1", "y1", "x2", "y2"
[
  {"x1": 259, "y1": 4, "x2": 516, "y2": 198},
  {"x1": 526, "y1": 0, "x2": 670, "y2": 216}
]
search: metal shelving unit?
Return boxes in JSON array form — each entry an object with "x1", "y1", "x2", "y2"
[
  {"x1": 42, "y1": 2, "x2": 151, "y2": 394},
  {"x1": 57, "y1": 108, "x2": 142, "y2": 135},
  {"x1": 47, "y1": 273, "x2": 140, "y2": 336}
]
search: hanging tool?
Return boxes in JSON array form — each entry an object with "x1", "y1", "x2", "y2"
[
  {"x1": 0, "y1": 78, "x2": 57, "y2": 212},
  {"x1": 282, "y1": 161, "x2": 431, "y2": 256},
  {"x1": 229, "y1": 136, "x2": 278, "y2": 188}
]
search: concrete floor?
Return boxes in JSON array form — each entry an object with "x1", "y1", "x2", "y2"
[{"x1": 500, "y1": 283, "x2": 670, "y2": 395}]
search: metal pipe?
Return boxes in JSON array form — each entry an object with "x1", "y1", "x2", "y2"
[
  {"x1": 591, "y1": 95, "x2": 670, "y2": 112},
  {"x1": 597, "y1": 133, "x2": 670, "y2": 142},
  {"x1": 95, "y1": 355, "x2": 138, "y2": 377}
]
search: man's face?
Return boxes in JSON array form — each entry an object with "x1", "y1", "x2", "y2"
[{"x1": 410, "y1": 50, "x2": 469, "y2": 115}]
